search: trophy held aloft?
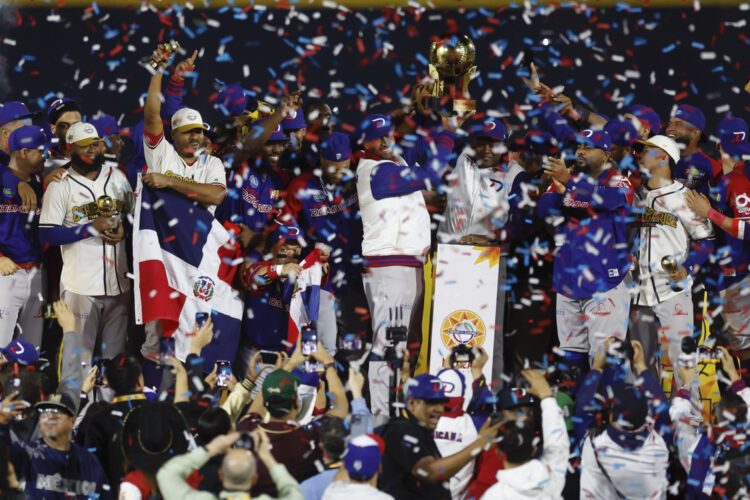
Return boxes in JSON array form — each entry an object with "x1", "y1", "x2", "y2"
[{"x1": 429, "y1": 34, "x2": 477, "y2": 116}]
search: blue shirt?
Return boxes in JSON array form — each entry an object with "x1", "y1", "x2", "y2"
[
  {"x1": 216, "y1": 165, "x2": 284, "y2": 233},
  {"x1": 300, "y1": 468, "x2": 339, "y2": 500},
  {"x1": 674, "y1": 150, "x2": 720, "y2": 195},
  {"x1": 0, "y1": 171, "x2": 42, "y2": 263}
]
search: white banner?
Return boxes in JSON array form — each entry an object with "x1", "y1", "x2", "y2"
[{"x1": 430, "y1": 244, "x2": 500, "y2": 384}]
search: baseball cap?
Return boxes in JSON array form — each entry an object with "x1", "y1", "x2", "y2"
[
  {"x1": 66, "y1": 122, "x2": 104, "y2": 147},
  {"x1": 498, "y1": 386, "x2": 537, "y2": 410},
  {"x1": 262, "y1": 369, "x2": 300, "y2": 410},
  {"x1": 437, "y1": 368, "x2": 466, "y2": 399},
  {"x1": 1, "y1": 338, "x2": 40, "y2": 365},
  {"x1": 282, "y1": 110, "x2": 306, "y2": 132},
  {"x1": 89, "y1": 113, "x2": 120, "y2": 136},
  {"x1": 404, "y1": 373, "x2": 449, "y2": 402},
  {"x1": 361, "y1": 114, "x2": 392, "y2": 142},
  {"x1": 626, "y1": 105, "x2": 661, "y2": 134},
  {"x1": 673, "y1": 104, "x2": 706, "y2": 132},
  {"x1": 271, "y1": 220, "x2": 303, "y2": 245},
  {"x1": 344, "y1": 434, "x2": 385, "y2": 481},
  {"x1": 604, "y1": 119, "x2": 638, "y2": 147},
  {"x1": 0, "y1": 101, "x2": 38, "y2": 128},
  {"x1": 717, "y1": 116, "x2": 750, "y2": 158},
  {"x1": 474, "y1": 118, "x2": 506, "y2": 142},
  {"x1": 215, "y1": 85, "x2": 249, "y2": 118},
  {"x1": 320, "y1": 132, "x2": 352, "y2": 162},
  {"x1": 611, "y1": 383, "x2": 648, "y2": 430},
  {"x1": 171, "y1": 108, "x2": 209, "y2": 133},
  {"x1": 508, "y1": 130, "x2": 560, "y2": 156},
  {"x1": 577, "y1": 129, "x2": 612, "y2": 152},
  {"x1": 7, "y1": 126, "x2": 57, "y2": 152},
  {"x1": 35, "y1": 392, "x2": 76, "y2": 416},
  {"x1": 47, "y1": 98, "x2": 80, "y2": 126},
  {"x1": 635, "y1": 134, "x2": 681, "y2": 164},
  {"x1": 251, "y1": 118, "x2": 288, "y2": 142}
]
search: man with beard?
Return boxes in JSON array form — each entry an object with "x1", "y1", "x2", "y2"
[
  {"x1": 538, "y1": 130, "x2": 633, "y2": 377},
  {"x1": 278, "y1": 109, "x2": 308, "y2": 184},
  {"x1": 623, "y1": 105, "x2": 662, "y2": 140},
  {"x1": 666, "y1": 104, "x2": 721, "y2": 194},
  {"x1": 39, "y1": 122, "x2": 133, "y2": 365},
  {"x1": 603, "y1": 118, "x2": 638, "y2": 173},
  {"x1": 90, "y1": 113, "x2": 125, "y2": 164},
  {"x1": 0, "y1": 126, "x2": 54, "y2": 349}
]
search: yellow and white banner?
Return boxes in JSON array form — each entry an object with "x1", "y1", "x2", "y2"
[{"x1": 429, "y1": 244, "x2": 500, "y2": 381}]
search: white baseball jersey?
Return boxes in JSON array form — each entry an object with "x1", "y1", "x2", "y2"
[
  {"x1": 356, "y1": 155, "x2": 431, "y2": 257},
  {"x1": 433, "y1": 413, "x2": 478, "y2": 500},
  {"x1": 143, "y1": 133, "x2": 226, "y2": 212},
  {"x1": 631, "y1": 180, "x2": 714, "y2": 306},
  {"x1": 438, "y1": 153, "x2": 525, "y2": 243},
  {"x1": 39, "y1": 164, "x2": 133, "y2": 297}
]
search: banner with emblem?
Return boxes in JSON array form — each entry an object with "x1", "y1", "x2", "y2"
[
  {"x1": 133, "y1": 179, "x2": 244, "y2": 371},
  {"x1": 429, "y1": 243, "x2": 499, "y2": 382}
]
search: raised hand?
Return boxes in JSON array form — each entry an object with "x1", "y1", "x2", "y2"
[{"x1": 173, "y1": 50, "x2": 198, "y2": 81}]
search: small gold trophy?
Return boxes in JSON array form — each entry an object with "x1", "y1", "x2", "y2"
[
  {"x1": 97, "y1": 195, "x2": 117, "y2": 234},
  {"x1": 661, "y1": 255, "x2": 681, "y2": 291},
  {"x1": 150, "y1": 40, "x2": 181, "y2": 68},
  {"x1": 429, "y1": 34, "x2": 477, "y2": 116}
]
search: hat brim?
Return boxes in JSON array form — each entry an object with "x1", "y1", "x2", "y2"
[
  {"x1": 34, "y1": 401, "x2": 75, "y2": 416},
  {"x1": 72, "y1": 137, "x2": 104, "y2": 147},
  {"x1": 175, "y1": 124, "x2": 209, "y2": 133},
  {"x1": 121, "y1": 403, "x2": 190, "y2": 472}
]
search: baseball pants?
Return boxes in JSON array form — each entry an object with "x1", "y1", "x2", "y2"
[
  {"x1": 722, "y1": 274, "x2": 750, "y2": 351},
  {"x1": 556, "y1": 279, "x2": 630, "y2": 358},
  {"x1": 61, "y1": 290, "x2": 129, "y2": 366},
  {"x1": 363, "y1": 265, "x2": 424, "y2": 428},
  {"x1": 629, "y1": 291, "x2": 694, "y2": 385},
  {"x1": 0, "y1": 267, "x2": 44, "y2": 348}
]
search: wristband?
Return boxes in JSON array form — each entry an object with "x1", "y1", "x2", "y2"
[
  {"x1": 267, "y1": 265, "x2": 283, "y2": 280},
  {"x1": 707, "y1": 208, "x2": 727, "y2": 227},
  {"x1": 322, "y1": 361, "x2": 336, "y2": 371},
  {"x1": 241, "y1": 378, "x2": 256, "y2": 393}
]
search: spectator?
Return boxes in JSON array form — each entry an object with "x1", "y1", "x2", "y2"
[
  {"x1": 322, "y1": 434, "x2": 393, "y2": 500},
  {"x1": 300, "y1": 417, "x2": 348, "y2": 500}
]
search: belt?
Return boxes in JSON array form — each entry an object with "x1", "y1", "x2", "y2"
[{"x1": 16, "y1": 262, "x2": 41, "y2": 270}]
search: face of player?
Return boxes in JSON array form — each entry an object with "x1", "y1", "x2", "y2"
[
  {"x1": 19, "y1": 148, "x2": 45, "y2": 174},
  {"x1": 666, "y1": 117, "x2": 699, "y2": 149},
  {"x1": 575, "y1": 143, "x2": 609, "y2": 172},
  {"x1": 262, "y1": 141, "x2": 287, "y2": 168},
  {"x1": 472, "y1": 138, "x2": 503, "y2": 169},
  {"x1": 638, "y1": 145, "x2": 671, "y2": 174},
  {"x1": 172, "y1": 128, "x2": 205, "y2": 159},
  {"x1": 306, "y1": 104, "x2": 333, "y2": 135},
  {"x1": 364, "y1": 132, "x2": 394, "y2": 160},
  {"x1": 39, "y1": 410, "x2": 74, "y2": 443},
  {"x1": 321, "y1": 157, "x2": 352, "y2": 184},
  {"x1": 0, "y1": 118, "x2": 31, "y2": 153},
  {"x1": 610, "y1": 144, "x2": 631, "y2": 165},
  {"x1": 286, "y1": 128, "x2": 307, "y2": 152},
  {"x1": 51, "y1": 111, "x2": 82, "y2": 146},
  {"x1": 273, "y1": 241, "x2": 301, "y2": 264},
  {"x1": 623, "y1": 113, "x2": 651, "y2": 140},
  {"x1": 106, "y1": 133, "x2": 125, "y2": 160},
  {"x1": 70, "y1": 142, "x2": 105, "y2": 173},
  {"x1": 408, "y1": 398, "x2": 445, "y2": 431}
]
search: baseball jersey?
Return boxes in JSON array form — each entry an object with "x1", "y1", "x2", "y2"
[
  {"x1": 538, "y1": 168, "x2": 634, "y2": 299},
  {"x1": 433, "y1": 413, "x2": 478, "y2": 500},
  {"x1": 0, "y1": 173, "x2": 42, "y2": 263},
  {"x1": 673, "y1": 150, "x2": 721, "y2": 194},
  {"x1": 39, "y1": 165, "x2": 133, "y2": 296},
  {"x1": 215, "y1": 164, "x2": 284, "y2": 233},
  {"x1": 713, "y1": 161, "x2": 750, "y2": 289},
  {"x1": 143, "y1": 131, "x2": 226, "y2": 213},
  {"x1": 631, "y1": 180, "x2": 714, "y2": 306}
]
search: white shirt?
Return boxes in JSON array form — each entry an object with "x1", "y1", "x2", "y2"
[
  {"x1": 322, "y1": 481, "x2": 394, "y2": 500},
  {"x1": 39, "y1": 164, "x2": 133, "y2": 296},
  {"x1": 433, "y1": 413, "x2": 478, "y2": 500},
  {"x1": 631, "y1": 180, "x2": 714, "y2": 306}
]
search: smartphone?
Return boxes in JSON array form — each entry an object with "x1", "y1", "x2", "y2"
[
  {"x1": 195, "y1": 312, "x2": 209, "y2": 329},
  {"x1": 8, "y1": 376, "x2": 26, "y2": 420},
  {"x1": 340, "y1": 334, "x2": 362, "y2": 351},
  {"x1": 301, "y1": 326, "x2": 317, "y2": 356},
  {"x1": 350, "y1": 413, "x2": 368, "y2": 437},
  {"x1": 94, "y1": 359, "x2": 107, "y2": 386},
  {"x1": 235, "y1": 431, "x2": 255, "y2": 451},
  {"x1": 260, "y1": 350, "x2": 279, "y2": 365},
  {"x1": 303, "y1": 360, "x2": 323, "y2": 373},
  {"x1": 159, "y1": 336, "x2": 176, "y2": 368},
  {"x1": 216, "y1": 360, "x2": 231, "y2": 388}
]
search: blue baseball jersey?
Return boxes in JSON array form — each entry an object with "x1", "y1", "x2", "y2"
[
  {"x1": 215, "y1": 164, "x2": 284, "y2": 233},
  {"x1": 0, "y1": 171, "x2": 42, "y2": 263},
  {"x1": 673, "y1": 150, "x2": 721, "y2": 195},
  {"x1": 538, "y1": 169, "x2": 634, "y2": 299},
  {"x1": 713, "y1": 161, "x2": 750, "y2": 289}
]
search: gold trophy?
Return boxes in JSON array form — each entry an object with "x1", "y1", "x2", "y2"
[
  {"x1": 97, "y1": 195, "x2": 117, "y2": 234},
  {"x1": 428, "y1": 34, "x2": 477, "y2": 116},
  {"x1": 150, "y1": 40, "x2": 181, "y2": 68},
  {"x1": 661, "y1": 255, "x2": 682, "y2": 291}
]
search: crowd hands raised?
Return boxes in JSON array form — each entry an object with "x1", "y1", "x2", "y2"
[{"x1": 0, "y1": 37, "x2": 749, "y2": 500}]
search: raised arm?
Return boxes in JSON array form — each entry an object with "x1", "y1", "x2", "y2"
[{"x1": 144, "y1": 44, "x2": 181, "y2": 138}]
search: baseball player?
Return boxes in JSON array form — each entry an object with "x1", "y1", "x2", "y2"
[
  {"x1": 685, "y1": 116, "x2": 750, "y2": 377},
  {"x1": 665, "y1": 104, "x2": 721, "y2": 194},
  {"x1": 1, "y1": 102, "x2": 40, "y2": 214},
  {"x1": 538, "y1": 129, "x2": 634, "y2": 375},
  {"x1": 0, "y1": 126, "x2": 54, "y2": 348},
  {"x1": 39, "y1": 122, "x2": 133, "y2": 365},
  {"x1": 623, "y1": 105, "x2": 662, "y2": 140},
  {"x1": 628, "y1": 135, "x2": 714, "y2": 381},
  {"x1": 355, "y1": 112, "x2": 468, "y2": 425},
  {"x1": 44, "y1": 98, "x2": 82, "y2": 175}
]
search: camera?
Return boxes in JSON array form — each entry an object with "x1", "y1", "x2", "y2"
[
  {"x1": 94, "y1": 358, "x2": 108, "y2": 386},
  {"x1": 234, "y1": 431, "x2": 255, "y2": 451},
  {"x1": 682, "y1": 336, "x2": 722, "y2": 362},
  {"x1": 159, "y1": 336, "x2": 176, "y2": 368},
  {"x1": 301, "y1": 326, "x2": 318, "y2": 356},
  {"x1": 450, "y1": 344, "x2": 475, "y2": 369},
  {"x1": 607, "y1": 339, "x2": 634, "y2": 363},
  {"x1": 339, "y1": 334, "x2": 364, "y2": 362}
]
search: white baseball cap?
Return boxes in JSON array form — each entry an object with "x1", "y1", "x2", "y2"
[
  {"x1": 636, "y1": 134, "x2": 681, "y2": 164},
  {"x1": 66, "y1": 122, "x2": 103, "y2": 147},
  {"x1": 437, "y1": 368, "x2": 466, "y2": 399},
  {"x1": 171, "y1": 107, "x2": 208, "y2": 133}
]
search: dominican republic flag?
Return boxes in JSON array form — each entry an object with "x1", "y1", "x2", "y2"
[
  {"x1": 133, "y1": 179, "x2": 244, "y2": 371},
  {"x1": 287, "y1": 248, "x2": 323, "y2": 347}
]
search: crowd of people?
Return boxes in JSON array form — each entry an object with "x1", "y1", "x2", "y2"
[{"x1": 0, "y1": 35, "x2": 749, "y2": 499}]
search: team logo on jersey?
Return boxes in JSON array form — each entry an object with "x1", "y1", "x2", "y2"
[
  {"x1": 3, "y1": 188, "x2": 14, "y2": 198},
  {"x1": 440, "y1": 309, "x2": 486, "y2": 350},
  {"x1": 313, "y1": 193, "x2": 326, "y2": 201},
  {"x1": 249, "y1": 175, "x2": 259, "y2": 188},
  {"x1": 193, "y1": 276, "x2": 215, "y2": 302},
  {"x1": 735, "y1": 193, "x2": 750, "y2": 215},
  {"x1": 591, "y1": 298, "x2": 616, "y2": 317},
  {"x1": 635, "y1": 207, "x2": 678, "y2": 228}
]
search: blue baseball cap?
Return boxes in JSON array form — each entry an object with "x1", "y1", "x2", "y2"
[
  {"x1": 47, "y1": 98, "x2": 80, "y2": 125},
  {"x1": 604, "y1": 119, "x2": 638, "y2": 147},
  {"x1": 215, "y1": 85, "x2": 248, "y2": 118},
  {"x1": 474, "y1": 118, "x2": 506, "y2": 142},
  {"x1": 718, "y1": 116, "x2": 750, "y2": 158},
  {"x1": 252, "y1": 119, "x2": 288, "y2": 142},
  {"x1": 577, "y1": 129, "x2": 612, "y2": 152},
  {"x1": 8, "y1": 125, "x2": 57, "y2": 152},
  {"x1": 344, "y1": 434, "x2": 385, "y2": 481},
  {"x1": 405, "y1": 373, "x2": 449, "y2": 401},
  {"x1": 626, "y1": 104, "x2": 661, "y2": 134},
  {"x1": 320, "y1": 132, "x2": 352, "y2": 162},
  {"x1": 271, "y1": 219, "x2": 303, "y2": 245},
  {"x1": 361, "y1": 114, "x2": 392, "y2": 142},
  {"x1": 89, "y1": 113, "x2": 120, "y2": 136},
  {"x1": 673, "y1": 104, "x2": 706, "y2": 132},
  {"x1": 281, "y1": 110, "x2": 306, "y2": 132},
  {"x1": 1, "y1": 339, "x2": 39, "y2": 366},
  {"x1": 0, "y1": 101, "x2": 38, "y2": 128}
]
